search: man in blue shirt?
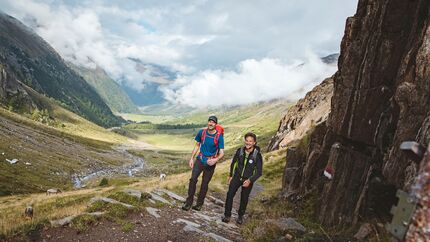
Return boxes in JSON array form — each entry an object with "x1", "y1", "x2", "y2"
[{"x1": 182, "y1": 116, "x2": 225, "y2": 211}]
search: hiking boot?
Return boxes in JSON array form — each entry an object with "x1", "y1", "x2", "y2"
[
  {"x1": 236, "y1": 216, "x2": 244, "y2": 225},
  {"x1": 192, "y1": 204, "x2": 202, "y2": 211},
  {"x1": 222, "y1": 216, "x2": 230, "y2": 223},
  {"x1": 182, "y1": 203, "x2": 192, "y2": 211}
]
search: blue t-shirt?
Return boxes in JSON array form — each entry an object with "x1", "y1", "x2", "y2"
[{"x1": 195, "y1": 129, "x2": 224, "y2": 165}]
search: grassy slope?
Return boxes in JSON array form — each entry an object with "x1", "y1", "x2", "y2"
[
  {"x1": 22, "y1": 86, "x2": 127, "y2": 144},
  {"x1": 0, "y1": 91, "x2": 131, "y2": 195}
]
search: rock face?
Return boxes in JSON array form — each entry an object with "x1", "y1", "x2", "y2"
[
  {"x1": 271, "y1": 0, "x2": 430, "y2": 227},
  {"x1": 0, "y1": 64, "x2": 36, "y2": 112},
  {"x1": 267, "y1": 77, "x2": 333, "y2": 151}
]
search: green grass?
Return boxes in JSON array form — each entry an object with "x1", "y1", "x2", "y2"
[
  {"x1": 72, "y1": 214, "x2": 100, "y2": 233},
  {"x1": 121, "y1": 221, "x2": 135, "y2": 233},
  {"x1": 132, "y1": 129, "x2": 195, "y2": 152},
  {"x1": 119, "y1": 113, "x2": 176, "y2": 124},
  {"x1": 82, "y1": 190, "x2": 160, "y2": 233},
  {"x1": 0, "y1": 100, "x2": 131, "y2": 195},
  {"x1": 129, "y1": 149, "x2": 190, "y2": 176},
  {"x1": 124, "y1": 122, "x2": 205, "y2": 130}
]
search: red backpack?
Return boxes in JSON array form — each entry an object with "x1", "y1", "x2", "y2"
[{"x1": 201, "y1": 124, "x2": 224, "y2": 148}]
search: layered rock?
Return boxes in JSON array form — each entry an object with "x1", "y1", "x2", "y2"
[
  {"x1": 271, "y1": 0, "x2": 430, "y2": 227},
  {"x1": 267, "y1": 77, "x2": 333, "y2": 151}
]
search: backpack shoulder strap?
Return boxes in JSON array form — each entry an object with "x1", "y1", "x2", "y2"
[
  {"x1": 232, "y1": 148, "x2": 242, "y2": 175},
  {"x1": 251, "y1": 148, "x2": 259, "y2": 161},
  {"x1": 239, "y1": 147, "x2": 245, "y2": 158},
  {"x1": 201, "y1": 128, "x2": 207, "y2": 144},
  {"x1": 214, "y1": 131, "x2": 220, "y2": 148}
]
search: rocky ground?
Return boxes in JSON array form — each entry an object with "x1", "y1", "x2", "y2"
[{"x1": 10, "y1": 187, "x2": 262, "y2": 242}]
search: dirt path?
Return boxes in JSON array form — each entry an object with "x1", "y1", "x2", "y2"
[{"x1": 15, "y1": 188, "x2": 251, "y2": 242}]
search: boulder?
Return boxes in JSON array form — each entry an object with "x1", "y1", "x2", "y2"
[{"x1": 266, "y1": 218, "x2": 306, "y2": 233}]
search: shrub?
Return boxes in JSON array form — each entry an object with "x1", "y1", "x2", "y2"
[{"x1": 99, "y1": 178, "x2": 109, "y2": 186}]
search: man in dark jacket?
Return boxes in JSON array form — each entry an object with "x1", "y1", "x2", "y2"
[{"x1": 222, "y1": 132, "x2": 263, "y2": 224}]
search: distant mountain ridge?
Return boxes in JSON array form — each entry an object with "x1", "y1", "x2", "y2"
[
  {"x1": 70, "y1": 64, "x2": 139, "y2": 114},
  {"x1": 120, "y1": 59, "x2": 177, "y2": 107},
  {"x1": 0, "y1": 12, "x2": 123, "y2": 127}
]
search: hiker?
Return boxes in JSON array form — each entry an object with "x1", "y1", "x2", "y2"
[
  {"x1": 222, "y1": 132, "x2": 263, "y2": 225},
  {"x1": 182, "y1": 116, "x2": 225, "y2": 211}
]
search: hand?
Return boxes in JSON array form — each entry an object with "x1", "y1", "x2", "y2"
[
  {"x1": 227, "y1": 176, "x2": 232, "y2": 185},
  {"x1": 189, "y1": 158, "x2": 194, "y2": 169},
  {"x1": 207, "y1": 158, "x2": 218, "y2": 166},
  {"x1": 242, "y1": 179, "x2": 251, "y2": 188}
]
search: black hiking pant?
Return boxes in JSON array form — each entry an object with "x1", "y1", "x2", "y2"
[
  {"x1": 224, "y1": 176, "x2": 253, "y2": 218},
  {"x1": 185, "y1": 160, "x2": 216, "y2": 206}
]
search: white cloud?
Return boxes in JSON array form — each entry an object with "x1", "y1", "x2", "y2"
[
  {"x1": 161, "y1": 52, "x2": 337, "y2": 107},
  {"x1": 0, "y1": 0, "x2": 357, "y2": 107},
  {"x1": 0, "y1": 0, "x2": 202, "y2": 82},
  {"x1": 1, "y1": 1, "x2": 122, "y2": 73}
]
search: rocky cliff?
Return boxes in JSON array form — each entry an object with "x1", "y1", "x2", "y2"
[
  {"x1": 270, "y1": 0, "x2": 430, "y2": 227},
  {"x1": 0, "y1": 64, "x2": 36, "y2": 112},
  {"x1": 267, "y1": 77, "x2": 333, "y2": 151}
]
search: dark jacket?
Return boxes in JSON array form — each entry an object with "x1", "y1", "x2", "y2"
[{"x1": 229, "y1": 146, "x2": 263, "y2": 183}]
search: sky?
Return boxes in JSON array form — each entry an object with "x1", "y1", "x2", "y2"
[{"x1": 0, "y1": 0, "x2": 358, "y2": 107}]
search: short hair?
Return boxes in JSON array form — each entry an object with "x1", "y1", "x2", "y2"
[{"x1": 244, "y1": 132, "x2": 257, "y2": 142}]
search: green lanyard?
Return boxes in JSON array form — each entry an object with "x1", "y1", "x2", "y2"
[{"x1": 241, "y1": 153, "x2": 249, "y2": 178}]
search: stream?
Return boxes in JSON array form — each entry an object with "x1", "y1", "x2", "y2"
[{"x1": 71, "y1": 145, "x2": 145, "y2": 188}]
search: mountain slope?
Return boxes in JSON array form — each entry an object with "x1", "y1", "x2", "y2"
[
  {"x1": 0, "y1": 104, "x2": 131, "y2": 196},
  {"x1": 71, "y1": 64, "x2": 139, "y2": 114},
  {"x1": 0, "y1": 12, "x2": 123, "y2": 127}
]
